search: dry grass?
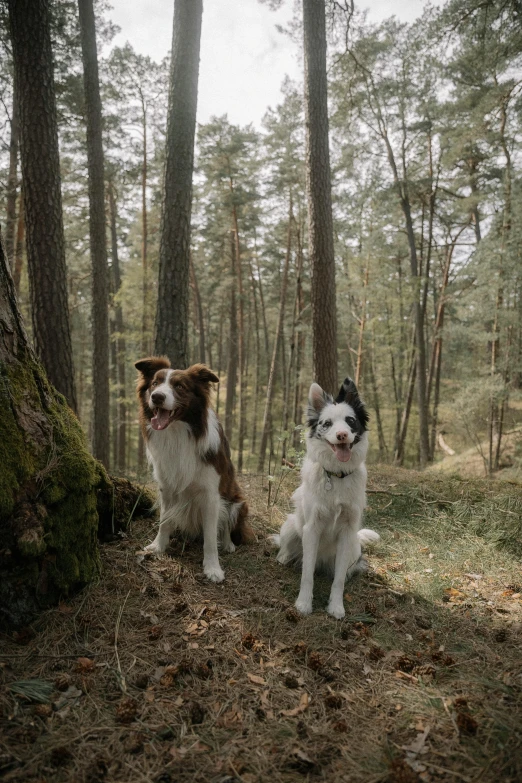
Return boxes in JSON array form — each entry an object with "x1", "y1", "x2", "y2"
[{"x1": 1, "y1": 468, "x2": 522, "y2": 783}]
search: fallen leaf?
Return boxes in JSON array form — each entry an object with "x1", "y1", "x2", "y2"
[
  {"x1": 402, "y1": 725, "x2": 430, "y2": 755},
  {"x1": 247, "y1": 673, "x2": 266, "y2": 686},
  {"x1": 280, "y1": 692, "x2": 309, "y2": 717},
  {"x1": 445, "y1": 587, "x2": 466, "y2": 599}
]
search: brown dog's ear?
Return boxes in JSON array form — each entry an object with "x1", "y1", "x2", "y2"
[
  {"x1": 135, "y1": 356, "x2": 171, "y2": 378},
  {"x1": 189, "y1": 364, "x2": 220, "y2": 385}
]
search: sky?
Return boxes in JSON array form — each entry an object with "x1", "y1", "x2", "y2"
[{"x1": 108, "y1": 0, "x2": 432, "y2": 127}]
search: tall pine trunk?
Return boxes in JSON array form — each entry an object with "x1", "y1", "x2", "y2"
[
  {"x1": 108, "y1": 181, "x2": 127, "y2": 475},
  {"x1": 78, "y1": 0, "x2": 110, "y2": 467},
  {"x1": 257, "y1": 198, "x2": 293, "y2": 473},
  {"x1": 155, "y1": 0, "x2": 203, "y2": 366},
  {"x1": 303, "y1": 0, "x2": 338, "y2": 394},
  {"x1": 5, "y1": 71, "x2": 19, "y2": 266},
  {"x1": 7, "y1": 0, "x2": 77, "y2": 411}
]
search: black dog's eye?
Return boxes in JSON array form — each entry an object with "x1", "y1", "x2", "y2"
[
  {"x1": 323, "y1": 419, "x2": 332, "y2": 428},
  {"x1": 346, "y1": 416, "x2": 356, "y2": 427}
]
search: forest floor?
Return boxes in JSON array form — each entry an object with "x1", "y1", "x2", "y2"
[{"x1": 1, "y1": 466, "x2": 522, "y2": 783}]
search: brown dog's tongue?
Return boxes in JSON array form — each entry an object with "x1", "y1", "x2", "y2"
[
  {"x1": 333, "y1": 444, "x2": 352, "y2": 463},
  {"x1": 151, "y1": 408, "x2": 171, "y2": 431}
]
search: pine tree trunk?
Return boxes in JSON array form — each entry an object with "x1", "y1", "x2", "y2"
[
  {"x1": 303, "y1": 0, "x2": 338, "y2": 394},
  {"x1": 257, "y1": 200, "x2": 293, "y2": 473},
  {"x1": 155, "y1": 0, "x2": 203, "y2": 366},
  {"x1": 5, "y1": 72, "x2": 19, "y2": 267},
  {"x1": 7, "y1": 0, "x2": 77, "y2": 411},
  {"x1": 13, "y1": 188, "x2": 25, "y2": 296},
  {"x1": 108, "y1": 182, "x2": 127, "y2": 475},
  {"x1": 78, "y1": 0, "x2": 110, "y2": 467},
  {"x1": 231, "y1": 201, "x2": 246, "y2": 471},
  {"x1": 292, "y1": 221, "x2": 305, "y2": 450},
  {"x1": 225, "y1": 235, "x2": 238, "y2": 444},
  {"x1": 141, "y1": 98, "x2": 150, "y2": 357},
  {"x1": 0, "y1": 236, "x2": 96, "y2": 624},
  {"x1": 190, "y1": 259, "x2": 206, "y2": 364}
]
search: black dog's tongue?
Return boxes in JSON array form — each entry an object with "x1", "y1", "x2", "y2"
[{"x1": 151, "y1": 408, "x2": 171, "y2": 431}]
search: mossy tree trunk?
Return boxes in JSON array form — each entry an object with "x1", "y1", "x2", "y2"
[{"x1": 0, "y1": 237, "x2": 150, "y2": 628}]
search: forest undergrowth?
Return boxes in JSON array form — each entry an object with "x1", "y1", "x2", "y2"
[{"x1": 1, "y1": 467, "x2": 521, "y2": 783}]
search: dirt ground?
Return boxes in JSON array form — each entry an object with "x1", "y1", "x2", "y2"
[{"x1": 1, "y1": 467, "x2": 521, "y2": 783}]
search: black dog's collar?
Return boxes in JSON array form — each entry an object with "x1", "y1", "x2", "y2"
[{"x1": 324, "y1": 468, "x2": 354, "y2": 480}]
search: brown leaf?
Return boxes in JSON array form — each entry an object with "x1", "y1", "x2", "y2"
[
  {"x1": 76, "y1": 657, "x2": 95, "y2": 673},
  {"x1": 280, "y1": 692, "x2": 309, "y2": 717},
  {"x1": 247, "y1": 673, "x2": 266, "y2": 685}
]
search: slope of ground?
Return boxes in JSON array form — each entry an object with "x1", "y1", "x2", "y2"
[{"x1": 1, "y1": 467, "x2": 521, "y2": 783}]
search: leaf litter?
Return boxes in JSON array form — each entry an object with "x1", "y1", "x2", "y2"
[{"x1": 0, "y1": 469, "x2": 521, "y2": 782}]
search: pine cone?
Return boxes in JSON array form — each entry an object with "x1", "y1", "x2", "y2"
[{"x1": 116, "y1": 697, "x2": 139, "y2": 724}]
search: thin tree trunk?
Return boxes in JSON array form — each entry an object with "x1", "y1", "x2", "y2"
[
  {"x1": 249, "y1": 269, "x2": 261, "y2": 454},
  {"x1": 292, "y1": 220, "x2": 306, "y2": 450},
  {"x1": 155, "y1": 0, "x2": 203, "y2": 366},
  {"x1": 230, "y1": 198, "x2": 246, "y2": 471},
  {"x1": 257, "y1": 198, "x2": 293, "y2": 473},
  {"x1": 78, "y1": 0, "x2": 110, "y2": 466},
  {"x1": 355, "y1": 264, "x2": 369, "y2": 386},
  {"x1": 394, "y1": 346, "x2": 416, "y2": 466},
  {"x1": 13, "y1": 188, "x2": 25, "y2": 296},
  {"x1": 141, "y1": 101, "x2": 150, "y2": 356},
  {"x1": 108, "y1": 181, "x2": 127, "y2": 475},
  {"x1": 8, "y1": 0, "x2": 77, "y2": 411},
  {"x1": 5, "y1": 72, "x2": 19, "y2": 267},
  {"x1": 225, "y1": 234, "x2": 238, "y2": 444},
  {"x1": 190, "y1": 259, "x2": 206, "y2": 364},
  {"x1": 369, "y1": 342, "x2": 387, "y2": 460},
  {"x1": 303, "y1": 0, "x2": 338, "y2": 393},
  {"x1": 216, "y1": 301, "x2": 225, "y2": 416}
]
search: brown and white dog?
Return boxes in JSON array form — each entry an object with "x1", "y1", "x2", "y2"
[{"x1": 135, "y1": 357, "x2": 253, "y2": 582}]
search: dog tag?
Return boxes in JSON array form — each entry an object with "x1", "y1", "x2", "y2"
[{"x1": 325, "y1": 476, "x2": 332, "y2": 491}]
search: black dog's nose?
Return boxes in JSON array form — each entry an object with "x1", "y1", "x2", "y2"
[
  {"x1": 151, "y1": 391, "x2": 166, "y2": 405},
  {"x1": 336, "y1": 431, "x2": 348, "y2": 442}
]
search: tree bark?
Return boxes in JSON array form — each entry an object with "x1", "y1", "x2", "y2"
[
  {"x1": 155, "y1": 0, "x2": 203, "y2": 367},
  {"x1": 257, "y1": 199, "x2": 293, "y2": 473},
  {"x1": 78, "y1": 0, "x2": 110, "y2": 468},
  {"x1": 190, "y1": 258, "x2": 206, "y2": 364},
  {"x1": 231, "y1": 200, "x2": 246, "y2": 471},
  {"x1": 7, "y1": 0, "x2": 77, "y2": 411},
  {"x1": 108, "y1": 181, "x2": 127, "y2": 475},
  {"x1": 303, "y1": 0, "x2": 338, "y2": 394},
  {"x1": 140, "y1": 91, "x2": 151, "y2": 356},
  {"x1": 5, "y1": 71, "x2": 19, "y2": 267},
  {"x1": 13, "y1": 188, "x2": 25, "y2": 296},
  {"x1": 225, "y1": 234, "x2": 238, "y2": 444}
]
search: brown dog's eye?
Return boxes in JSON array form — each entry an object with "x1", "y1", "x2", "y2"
[
  {"x1": 175, "y1": 383, "x2": 183, "y2": 391},
  {"x1": 151, "y1": 381, "x2": 158, "y2": 387}
]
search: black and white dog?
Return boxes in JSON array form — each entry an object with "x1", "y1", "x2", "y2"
[{"x1": 273, "y1": 378, "x2": 379, "y2": 619}]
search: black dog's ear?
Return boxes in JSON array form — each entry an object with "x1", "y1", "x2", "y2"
[
  {"x1": 307, "y1": 382, "x2": 332, "y2": 424},
  {"x1": 135, "y1": 356, "x2": 171, "y2": 378},
  {"x1": 336, "y1": 377, "x2": 369, "y2": 430}
]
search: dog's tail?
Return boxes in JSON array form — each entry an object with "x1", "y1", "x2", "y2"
[
  {"x1": 358, "y1": 528, "x2": 380, "y2": 546},
  {"x1": 268, "y1": 533, "x2": 280, "y2": 547}
]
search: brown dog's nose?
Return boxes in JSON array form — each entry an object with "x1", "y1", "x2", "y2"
[
  {"x1": 336, "y1": 431, "x2": 348, "y2": 442},
  {"x1": 151, "y1": 391, "x2": 166, "y2": 405}
]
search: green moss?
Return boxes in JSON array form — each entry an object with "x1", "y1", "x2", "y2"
[{"x1": 0, "y1": 351, "x2": 104, "y2": 622}]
